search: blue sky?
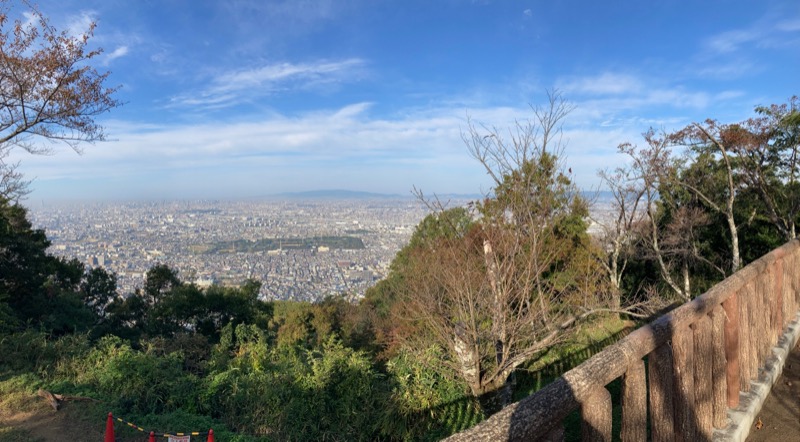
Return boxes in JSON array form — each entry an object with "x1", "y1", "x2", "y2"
[{"x1": 8, "y1": 0, "x2": 800, "y2": 201}]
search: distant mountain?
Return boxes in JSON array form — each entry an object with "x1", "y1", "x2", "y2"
[
  {"x1": 267, "y1": 189, "x2": 610, "y2": 202},
  {"x1": 270, "y1": 189, "x2": 407, "y2": 199},
  {"x1": 271, "y1": 190, "x2": 488, "y2": 201},
  {"x1": 581, "y1": 190, "x2": 615, "y2": 203},
  {"x1": 433, "y1": 193, "x2": 483, "y2": 200}
]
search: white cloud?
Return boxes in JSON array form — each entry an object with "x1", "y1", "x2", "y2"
[
  {"x1": 693, "y1": 60, "x2": 759, "y2": 80},
  {"x1": 8, "y1": 98, "x2": 649, "y2": 199},
  {"x1": 7, "y1": 76, "x2": 758, "y2": 200},
  {"x1": 703, "y1": 9, "x2": 800, "y2": 56},
  {"x1": 705, "y1": 29, "x2": 760, "y2": 54},
  {"x1": 170, "y1": 58, "x2": 366, "y2": 109},
  {"x1": 215, "y1": 59, "x2": 363, "y2": 92},
  {"x1": 558, "y1": 72, "x2": 644, "y2": 96},
  {"x1": 12, "y1": 103, "x2": 463, "y2": 175},
  {"x1": 224, "y1": 0, "x2": 339, "y2": 27},
  {"x1": 66, "y1": 11, "x2": 97, "y2": 38},
  {"x1": 555, "y1": 72, "x2": 717, "y2": 121},
  {"x1": 776, "y1": 19, "x2": 800, "y2": 32},
  {"x1": 21, "y1": 12, "x2": 38, "y2": 28},
  {"x1": 103, "y1": 46, "x2": 129, "y2": 65}
]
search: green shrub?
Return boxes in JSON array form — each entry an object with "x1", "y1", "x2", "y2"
[
  {"x1": 204, "y1": 334, "x2": 387, "y2": 441},
  {"x1": 0, "y1": 330, "x2": 49, "y2": 372},
  {"x1": 72, "y1": 336, "x2": 199, "y2": 414},
  {"x1": 383, "y1": 346, "x2": 484, "y2": 441},
  {"x1": 0, "y1": 331, "x2": 92, "y2": 376}
]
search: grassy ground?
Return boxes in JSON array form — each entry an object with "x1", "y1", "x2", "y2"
[
  {"x1": 0, "y1": 372, "x2": 107, "y2": 442},
  {"x1": 0, "y1": 372, "x2": 221, "y2": 442}
]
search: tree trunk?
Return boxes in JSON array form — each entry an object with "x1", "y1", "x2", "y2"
[
  {"x1": 453, "y1": 334, "x2": 482, "y2": 396},
  {"x1": 727, "y1": 213, "x2": 740, "y2": 273}
]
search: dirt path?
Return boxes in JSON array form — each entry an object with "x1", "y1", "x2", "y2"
[
  {"x1": 746, "y1": 339, "x2": 800, "y2": 441},
  {"x1": 0, "y1": 401, "x2": 105, "y2": 442}
]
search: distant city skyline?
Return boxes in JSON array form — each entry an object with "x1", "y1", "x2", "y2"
[
  {"x1": 29, "y1": 198, "x2": 432, "y2": 301},
  {"x1": 7, "y1": 0, "x2": 800, "y2": 202}
]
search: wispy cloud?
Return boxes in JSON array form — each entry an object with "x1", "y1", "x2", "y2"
[
  {"x1": 169, "y1": 58, "x2": 366, "y2": 109},
  {"x1": 217, "y1": 0, "x2": 347, "y2": 55},
  {"x1": 7, "y1": 98, "x2": 659, "y2": 199},
  {"x1": 692, "y1": 60, "x2": 760, "y2": 80},
  {"x1": 691, "y1": 8, "x2": 799, "y2": 82},
  {"x1": 555, "y1": 71, "x2": 719, "y2": 122},
  {"x1": 706, "y1": 29, "x2": 760, "y2": 54},
  {"x1": 776, "y1": 19, "x2": 800, "y2": 32},
  {"x1": 65, "y1": 10, "x2": 97, "y2": 38},
  {"x1": 703, "y1": 9, "x2": 800, "y2": 55},
  {"x1": 13, "y1": 82, "x2": 760, "y2": 200},
  {"x1": 103, "y1": 46, "x2": 129, "y2": 65},
  {"x1": 224, "y1": 0, "x2": 340, "y2": 28},
  {"x1": 558, "y1": 72, "x2": 644, "y2": 96},
  {"x1": 214, "y1": 59, "x2": 364, "y2": 93}
]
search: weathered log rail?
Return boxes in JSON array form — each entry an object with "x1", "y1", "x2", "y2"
[{"x1": 446, "y1": 239, "x2": 800, "y2": 441}]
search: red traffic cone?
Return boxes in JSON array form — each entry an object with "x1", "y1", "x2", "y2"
[
  {"x1": 104, "y1": 412, "x2": 114, "y2": 442},
  {"x1": 149, "y1": 431, "x2": 156, "y2": 442},
  {"x1": 207, "y1": 429, "x2": 214, "y2": 442}
]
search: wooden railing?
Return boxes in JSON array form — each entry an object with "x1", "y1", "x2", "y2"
[{"x1": 446, "y1": 239, "x2": 800, "y2": 441}]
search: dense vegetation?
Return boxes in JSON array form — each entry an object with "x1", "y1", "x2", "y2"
[
  {"x1": 2, "y1": 95, "x2": 798, "y2": 441},
  {"x1": 0, "y1": 205, "x2": 485, "y2": 440}
]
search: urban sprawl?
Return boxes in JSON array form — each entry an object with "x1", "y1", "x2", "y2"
[
  {"x1": 29, "y1": 198, "x2": 432, "y2": 302},
  {"x1": 29, "y1": 196, "x2": 614, "y2": 303}
]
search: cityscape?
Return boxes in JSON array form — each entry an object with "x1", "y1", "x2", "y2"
[
  {"x1": 27, "y1": 194, "x2": 616, "y2": 303},
  {"x1": 28, "y1": 197, "x2": 437, "y2": 302}
]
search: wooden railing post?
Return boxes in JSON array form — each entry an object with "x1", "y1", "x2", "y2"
[
  {"x1": 581, "y1": 387, "x2": 612, "y2": 442},
  {"x1": 792, "y1": 248, "x2": 796, "y2": 299},
  {"x1": 773, "y1": 260, "x2": 784, "y2": 336},
  {"x1": 722, "y1": 293, "x2": 740, "y2": 408},
  {"x1": 672, "y1": 326, "x2": 696, "y2": 442},
  {"x1": 753, "y1": 276, "x2": 772, "y2": 362},
  {"x1": 693, "y1": 316, "x2": 713, "y2": 440},
  {"x1": 649, "y1": 343, "x2": 675, "y2": 442},
  {"x1": 737, "y1": 286, "x2": 752, "y2": 390},
  {"x1": 620, "y1": 360, "x2": 646, "y2": 442},
  {"x1": 710, "y1": 306, "x2": 728, "y2": 428},
  {"x1": 781, "y1": 255, "x2": 794, "y2": 329},
  {"x1": 786, "y1": 250, "x2": 800, "y2": 312},
  {"x1": 758, "y1": 273, "x2": 773, "y2": 357},
  {"x1": 791, "y1": 249, "x2": 797, "y2": 316}
]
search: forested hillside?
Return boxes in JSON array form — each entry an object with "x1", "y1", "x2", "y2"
[
  {"x1": 0, "y1": 2, "x2": 798, "y2": 440},
  {"x1": 2, "y1": 93, "x2": 798, "y2": 440}
]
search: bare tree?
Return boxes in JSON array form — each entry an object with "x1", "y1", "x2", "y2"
[
  {"x1": 463, "y1": 90, "x2": 574, "y2": 199},
  {"x1": 618, "y1": 125, "x2": 747, "y2": 302},
  {"x1": 668, "y1": 121, "x2": 742, "y2": 273},
  {"x1": 733, "y1": 97, "x2": 800, "y2": 241},
  {"x1": 596, "y1": 159, "x2": 647, "y2": 312},
  {"x1": 0, "y1": 1, "x2": 120, "y2": 168},
  {"x1": 618, "y1": 131, "x2": 698, "y2": 300},
  {"x1": 0, "y1": 150, "x2": 29, "y2": 202},
  {"x1": 401, "y1": 93, "x2": 647, "y2": 406}
]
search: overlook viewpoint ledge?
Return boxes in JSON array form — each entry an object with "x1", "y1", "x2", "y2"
[{"x1": 446, "y1": 239, "x2": 800, "y2": 442}]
